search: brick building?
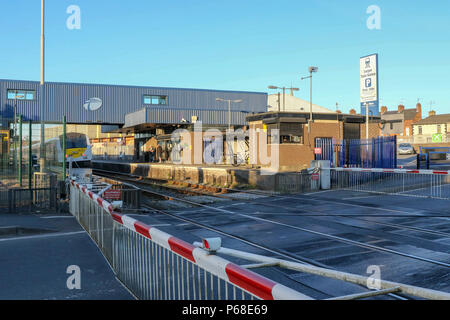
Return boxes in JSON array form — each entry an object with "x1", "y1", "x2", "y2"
[
  {"x1": 380, "y1": 103, "x2": 422, "y2": 137},
  {"x1": 246, "y1": 111, "x2": 380, "y2": 171}
]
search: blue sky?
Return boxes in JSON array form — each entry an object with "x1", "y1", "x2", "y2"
[{"x1": 1, "y1": 0, "x2": 449, "y2": 114}]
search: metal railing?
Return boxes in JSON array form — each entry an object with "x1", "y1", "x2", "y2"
[
  {"x1": 275, "y1": 172, "x2": 320, "y2": 194},
  {"x1": 0, "y1": 187, "x2": 58, "y2": 213},
  {"x1": 96, "y1": 177, "x2": 142, "y2": 210},
  {"x1": 331, "y1": 168, "x2": 450, "y2": 199},
  {"x1": 69, "y1": 179, "x2": 311, "y2": 300}
]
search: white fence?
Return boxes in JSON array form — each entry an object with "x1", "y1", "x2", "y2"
[
  {"x1": 331, "y1": 168, "x2": 450, "y2": 199},
  {"x1": 69, "y1": 179, "x2": 311, "y2": 300}
]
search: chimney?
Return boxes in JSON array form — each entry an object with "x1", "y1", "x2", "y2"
[
  {"x1": 381, "y1": 106, "x2": 388, "y2": 115},
  {"x1": 398, "y1": 105, "x2": 405, "y2": 113},
  {"x1": 349, "y1": 109, "x2": 357, "y2": 115},
  {"x1": 429, "y1": 110, "x2": 436, "y2": 117},
  {"x1": 416, "y1": 103, "x2": 422, "y2": 119}
]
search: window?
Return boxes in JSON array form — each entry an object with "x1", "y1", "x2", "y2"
[
  {"x1": 266, "y1": 122, "x2": 304, "y2": 144},
  {"x1": 7, "y1": 89, "x2": 35, "y2": 101},
  {"x1": 418, "y1": 126, "x2": 423, "y2": 135},
  {"x1": 437, "y1": 125, "x2": 442, "y2": 133},
  {"x1": 143, "y1": 95, "x2": 167, "y2": 105}
]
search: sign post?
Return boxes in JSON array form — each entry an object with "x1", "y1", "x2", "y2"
[{"x1": 360, "y1": 54, "x2": 379, "y2": 117}]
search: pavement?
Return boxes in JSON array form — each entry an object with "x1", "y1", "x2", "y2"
[{"x1": 0, "y1": 212, "x2": 133, "y2": 300}]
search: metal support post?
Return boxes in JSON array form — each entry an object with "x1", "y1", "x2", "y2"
[
  {"x1": 62, "y1": 116, "x2": 67, "y2": 180},
  {"x1": 28, "y1": 121, "x2": 32, "y2": 189},
  {"x1": 19, "y1": 115, "x2": 23, "y2": 187}
]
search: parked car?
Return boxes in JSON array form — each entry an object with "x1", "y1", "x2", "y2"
[{"x1": 398, "y1": 143, "x2": 415, "y2": 155}]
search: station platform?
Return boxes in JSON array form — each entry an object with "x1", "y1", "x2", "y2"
[
  {"x1": 92, "y1": 160, "x2": 284, "y2": 190},
  {"x1": 0, "y1": 212, "x2": 133, "y2": 300}
]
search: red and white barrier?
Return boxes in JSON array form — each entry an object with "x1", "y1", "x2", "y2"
[
  {"x1": 71, "y1": 180, "x2": 311, "y2": 300},
  {"x1": 332, "y1": 167, "x2": 450, "y2": 175}
]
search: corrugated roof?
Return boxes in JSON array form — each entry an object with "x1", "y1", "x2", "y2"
[{"x1": 415, "y1": 114, "x2": 450, "y2": 125}]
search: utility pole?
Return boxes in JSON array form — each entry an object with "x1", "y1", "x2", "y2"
[
  {"x1": 268, "y1": 86, "x2": 299, "y2": 112},
  {"x1": 40, "y1": 0, "x2": 46, "y2": 172}
]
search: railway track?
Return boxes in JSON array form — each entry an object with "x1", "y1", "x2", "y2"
[
  {"x1": 93, "y1": 170, "x2": 450, "y2": 270},
  {"x1": 91, "y1": 170, "x2": 450, "y2": 298},
  {"x1": 95, "y1": 168, "x2": 450, "y2": 239}
]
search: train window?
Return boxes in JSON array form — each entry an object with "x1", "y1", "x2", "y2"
[{"x1": 64, "y1": 134, "x2": 88, "y2": 149}]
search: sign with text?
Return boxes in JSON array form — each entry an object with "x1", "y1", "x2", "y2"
[
  {"x1": 314, "y1": 148, "x2": 322, "y2": 155},
  {"x1": 104, "y1": 190, "x2": 121, "y2": 200},
  {"x1": 360, "y1": 54, "x2": 379, "y2": 116}
]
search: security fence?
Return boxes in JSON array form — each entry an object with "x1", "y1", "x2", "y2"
[
  {"x1": 0, "y1": 187, "x2": 58, "y2": 214},
  {"x1": 331, "y1": 168, "x2": 450, "y2": 200},
  {"x1": 316, "y1": 136, "x2": 397, "y2": 169},
  {"x1": 69, "y1": 179, "x2": 310, "y2": 300}
]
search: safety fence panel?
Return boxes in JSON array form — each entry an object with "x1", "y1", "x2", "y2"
[
  {"x1": 69, "y1": 180, "x2": 311, "y2": 300},
  {"x1": 0, "y1": 187, "x2": 58, "y2": 213},
  {"x1": 331, "y1": 168, "x2": 450, "y2": 200}
]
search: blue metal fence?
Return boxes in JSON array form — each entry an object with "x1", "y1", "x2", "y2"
[{"x1": 316, "y1": 136, "x2": 397, "y2": 169}]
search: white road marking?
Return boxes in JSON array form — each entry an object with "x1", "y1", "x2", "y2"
[
  {"x1": 40, "y1": 216, "x2": 75, "y2": 219},
  {"x1": 0, "y1": 231, "x2": 86, "y2": 242},
  {"x1": 303, "y1": 189, "x2": 338, "y2": 196}
]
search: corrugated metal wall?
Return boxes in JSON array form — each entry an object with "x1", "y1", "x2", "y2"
[{"x1": 0, "y1": 79, "x2": 267, "y2": 125}]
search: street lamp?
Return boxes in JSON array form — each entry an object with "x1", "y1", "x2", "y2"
[
  {"x1": 301, "y1": 66, "x2": 319, "y2": 125},
  {"x1": 267, "y1": 86, "x2": 299, "y2": 112},
  {"x1": 40, "y1": 0, "x2": 46, "y2": 172},
  {"x1": 216, "y1": 98, "x2": 243, "y2": 131}
]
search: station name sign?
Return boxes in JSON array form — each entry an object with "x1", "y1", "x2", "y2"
[{"x1": 360, "y1": 54, "x2": 379, "y2": 116}]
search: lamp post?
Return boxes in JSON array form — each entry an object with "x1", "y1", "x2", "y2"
[
  {"x1": 268, "y1": 86, "x2": 299, "y2": 112},
  {"x1": 40, "y1": 0, "x2": 46, "y2": 172},
  {"x1": 301, "y1": 66, "x2": 319, "y2": 127},
  {"x1": 216, "y1": 98, "x2": 243, "y2": 131}
]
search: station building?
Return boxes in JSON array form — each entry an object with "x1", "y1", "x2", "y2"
[
  {"x1": 0, "y1": 79, "x2": 267, "y2": 162},
  {"x1": 0, "y1": 79, "x2": 381, "y2": 171},
  {"x1": 247, "y1": 111, "x2": 381, "y2": 171}
]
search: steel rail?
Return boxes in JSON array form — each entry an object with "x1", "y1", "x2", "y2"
[{"x1": 94, "y1": 172, "x2": 450, "y2": 268}]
